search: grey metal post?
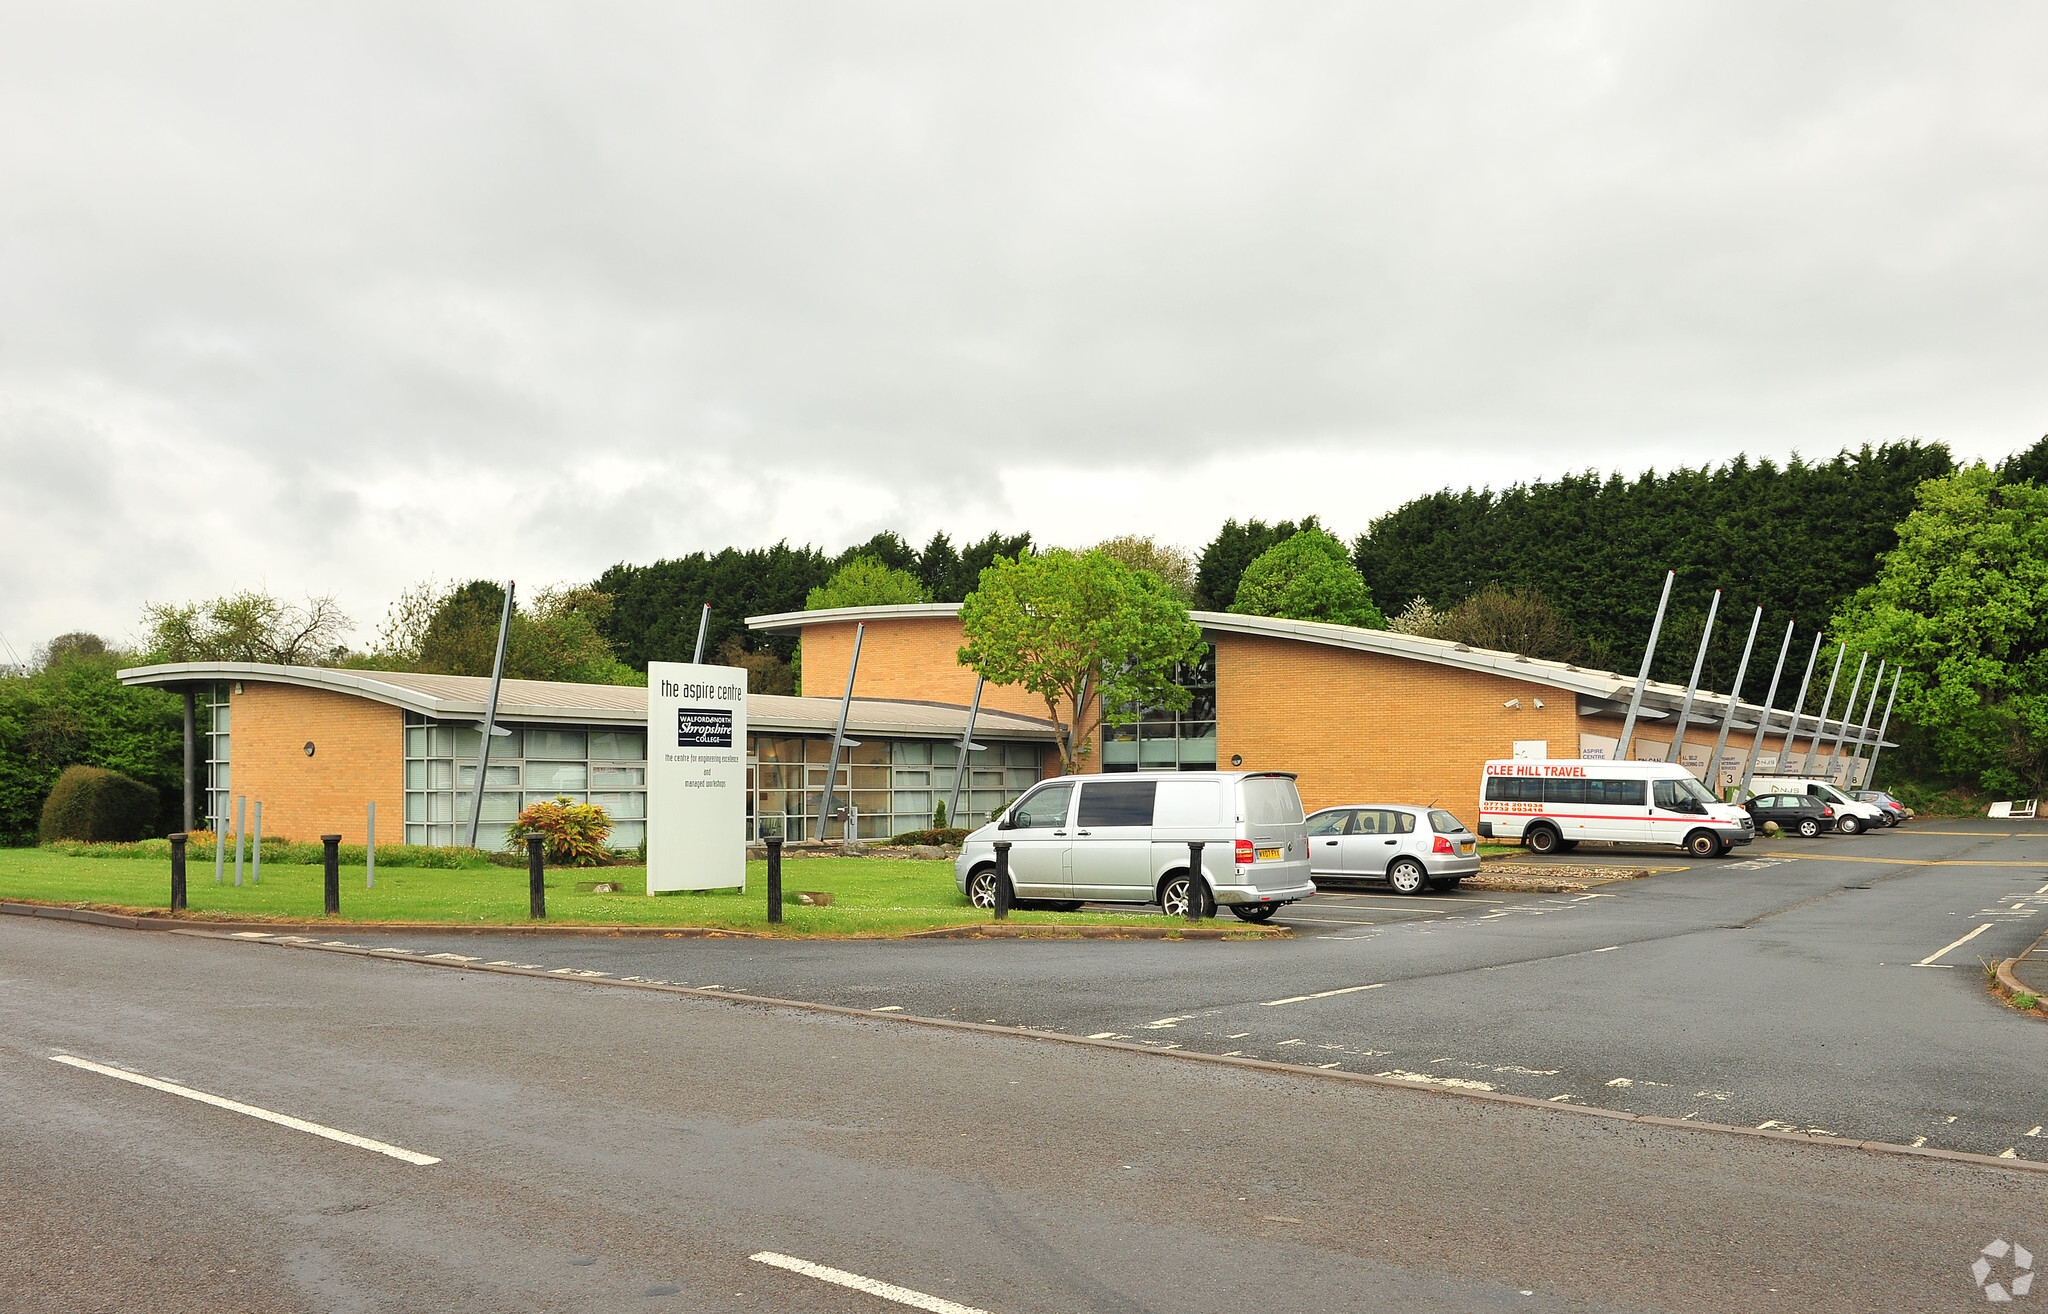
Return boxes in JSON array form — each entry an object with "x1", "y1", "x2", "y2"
[
  {"x1": 1185, "y1": 841, "x2": 1207, "y2": 923},
  {"x1": 1707, "y1": 607, "x2": 1762, "y2": 796},
  {"x1": 182, "y1": 689, "x2": 196, "y2": 833},
  {"x1": 366, "y1": 800, "x2": 376, "y2": 889},
  {"x1": 945, "y1": 677, "x2": 985, "y2": 828},
  {"x1": 1863, "y1": 671, "x2": 1903, "y2": 789},
  {"x1": 816, "y1": 622, "x2": 866, "y2": 841},
  {"x1": 993, "y1": 840, "x2": 1012, "y2": 919},
  {"x1": 1739, "y1": 621, "x2": 1796, "y2": 797},
  {"x1": 1843, "y1": 660, "x2": 1887, "y2": 785},
  {"x1": 692, "y1": 603, "x2": 711, "y2": 664},
  {"x1": 527, "y1": 835, "x2": 546, "y2": 919},
  {"x1": 1777, "y1": 632, "x2": 1823, "y2": 774},
  {"x1": 1801, "y1": 644, "x2": 1847, "y2": 774},
  {"x1": 1822, "y1": 652, "x2": 1870, "y2": 781},
  {"x1": 233, "y1": 795, "x2": 246, "y2": 887},
  {"x1": 252, "y1": 801, "x2": 262, "y2": 884},
  {"x1": 169, "y1": 833, "x2": 187, "y2": 912},
  {"x1": 1665, "y1": 590, "x2": 1721, "y2": 770},
  {"x1": 322, "y1": 835, "x2": 341, "y2": 916},
  {"x1": 1615, "y1": 571, "x2": 1675, "y2": 762},
  {"x1": 464, "y1": 581, "x2": 516, "y2": 849},
  {"x1": 766, "y1": 835, "x2": 783, "y2": 925},
  {"x1": 213, "y1": 806, "x2": 225, "y2": 884}
]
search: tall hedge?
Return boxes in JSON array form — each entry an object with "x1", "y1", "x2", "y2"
[
  {"x1": 0, "y1": 650, "x2": 185, "y2": 844},
  {"x1": 40, "y1": 765, "x2": 160, "y2": 843}
]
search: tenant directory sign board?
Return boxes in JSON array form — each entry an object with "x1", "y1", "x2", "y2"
[{"x1": 646, "y1": 662, "x2": 748, "y2": 892}]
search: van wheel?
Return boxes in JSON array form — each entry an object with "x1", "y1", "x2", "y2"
[
  {"x1": 1524, "y1": 824, "x2": 1562, "y2": 855},
  {"x1": 1838, "y1": 815, "x2": 1864, "y2": 835},
  {"x1": 1159, "y1": 872, "x2": 1214, "y2": 919},
  {"x1": 1229, "y1": 903, "x2": 1280, "y2": 923},
  {"x1": 1685, "y1": 830, "x2": 1726, "y2": 859},
  {"x1": 1387, "y1": 858, "x2": 1429, "y2": 895},
  {"x1": 1797, "y1": 817, "x2": 1822, "y2": 838},
  {"x1": 966, "y1": 867, "x2": 999, "y2": 909}
]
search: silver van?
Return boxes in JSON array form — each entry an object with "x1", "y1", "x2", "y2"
[{"x1": 956, "y1": 771, "x2": 1315, "y2": 923}]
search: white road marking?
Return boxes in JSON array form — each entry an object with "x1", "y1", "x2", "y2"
[
  {"x1": 229, "y1": 932, "x2": 271, "y2": 939},
  {"x1": 1912, "y1": 1136, "x2": 1928, "y2": 1147},
  {"x1": 1086, "y1": 1031, "x2": 1119, "y2": 1039},
  {"x1": 1260, "y1": 983, "x2": 1384, "y2": 1007},
  {"x1": 1593, "y1": 946, "x2": 1619, "y2": 953},
  {"x1": 2028, "y1": 1127, "x2": 2043, "y2": 1137},
  {"x1": 1917, "y1": 923, "x2": 1995, "y2": 966},
  {"x1": 750, "y1": 1251, "x2": 993, "y2": 1314},
  {"x1": 48, "y1": 1055, "x2": 439, "y2": 1166},
  {"x1": 1142, "y1": 1015, "x2": 1189, "y2": 1029},
  {"x1": 872, "y1": 1005, "x2": 904, "y2": 1012}
]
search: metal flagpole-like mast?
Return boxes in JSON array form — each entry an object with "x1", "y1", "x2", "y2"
[
  {"x1": 1615, "y1": 571, "x2": 1675, "y2": 762},
  {"x1": 1778, "y1": 632, "x2": 1823, "y2": 773},
  {"x1": 1665, "y1": 590, "x2": 1721, "y2": 771},
  {"x1": 1706, "y1": 606, "x2": 1762, "y2": 796},
  {"x1": 1843, "y1": 659, "x2": 1886, "y2": 785},
  {"x1": 691, "y1": 603, "x2": 711, "y2": 664},
  {"x1": 1863, "y1": 671, "x2": 1903, "y2": 788},
  {"x1": 1821, "y1": 652, "x2": 1870, "y2": 781},
  {"x1": 945, "y1": 677, "x2": 985, "y2": 827},
  {"x1": 816, "y1": 623, "x2": 865, "y2": 842},
  {"x1": 1800, "y1": 643, "x2": 1847, "y2": 774},
  {"x1": 464, "y1": 581, "x2": 515, "y2": 849},
  {"x1": 1739, "y1": 620, "x2": 1796, "y2": 797}
]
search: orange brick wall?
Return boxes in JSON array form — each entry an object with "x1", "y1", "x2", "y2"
[
  {"x1": 801, "y1": 618, "x2": 1058, "y2": 720},
  {"x1": 229, "y1": 682, "x2": 404, "y2": 844}
]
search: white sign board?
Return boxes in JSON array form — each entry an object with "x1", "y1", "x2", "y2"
[
  {"x1": 1512, "y1": 740, "x2": 1549, "y2": 760},
  {"x1": 647, "y1": 661, "x2": 748, "y2": 893}
]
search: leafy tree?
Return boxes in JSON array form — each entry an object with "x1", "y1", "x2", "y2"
[
  {"x1": 917, "y1": 530, "x2": 1034, "y2": 603},
  {"x1": 1195, "y1": 517, "x2": 1316, "y2": 610},
  {"x1": 0, "y1": 646, "x2": 184, "y2": 843},
  {"x1": 1230, "y1": 529, "x2": 1386, "y2": 628},
  {"x1": 958, "y1": 549, "x2": 1205, "y2": 775},
  {"x1": 1831, "y1": 465, "x2": 2048, "y2": 795},
  {"x1": 833, "y1": 531, "x2": 921, "y2": 576},
  {"x1": 357, "y1": 580, "x2": 640, "y2": 684},
  {"x1": 1089, "y1": 535, "x2": 1197, "y2": 602},
  {"x1": 1432, "y1": 583, "x2": 1584, "y2": 661},
  {"x1": 805, "y1": 556, "x2": 929, "y2": 609},
  {"x1": 140, "y1": 591, "x2": 352, "y2": 665},
  {"x1": 715, "y1": 637, "x2": 795, "y2": 695},
  {"x1": 1999, "y1": 434, "x2": 2048, "y2": 486}
]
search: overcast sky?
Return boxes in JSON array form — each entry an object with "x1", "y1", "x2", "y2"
[{"x1": 5, "y1": 1, "x2": 2045, "y2": 657}]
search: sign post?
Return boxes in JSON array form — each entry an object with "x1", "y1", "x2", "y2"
[{"x1": 647, "y1": 661, "x2": 749, "y2": 894}]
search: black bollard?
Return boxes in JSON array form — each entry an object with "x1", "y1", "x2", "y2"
[
  {"x1": 1185, "y1": 841, "x2": 1206, "y2": 923},
  {"x1": 766, "y1": 835, "x2": 783, "y2": 925},
  {"x1": 993, "y1": 840, "x2": 1013, "y2": 919},
  {"x1": 527, "y1": 835, "x2": 546, "y2": 919},
  {"x1": 321, "y1": 835, "x2": 341, "y2": 916},
  {"x1": 169, "y1": 832, "x2": 187, "y2": 912}
]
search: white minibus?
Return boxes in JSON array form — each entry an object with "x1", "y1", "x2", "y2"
[{"x1": 1478, "y1": 759, "x2": 1755, "y2": 858}]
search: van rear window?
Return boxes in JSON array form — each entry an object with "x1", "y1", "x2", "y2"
[
  {"x1": 1240, "y1": 776, "x2": 1304, "y2": 825},
  {"x1": 1077, "y1": 780, "x2": 1157, "y2": 827}
]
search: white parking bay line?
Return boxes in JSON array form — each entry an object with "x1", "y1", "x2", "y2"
[
  {"x1": 1916, "y1": 922, "x2": 1995, "y2": 967},
  {"x1": 750, "y1": 1251, "x2": 993, "y2": 1314},
  {"x1": 49, "y1": 1055, "x2": 440, "y2": 1166},
  {"x1": 1261, "y1": 982, "x2": 1385, "y2": 1007}
]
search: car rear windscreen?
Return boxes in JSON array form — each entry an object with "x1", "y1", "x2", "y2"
[
  {"x1": 1429, "y1": 809, "x2": 1466, "y2": 833},
  {"x1": 1077, "y1": 780, "x2": 1157, "y2": 827},
  {"x1": 1240, "y1": 776, "x2": 1304, "y2": 825}
]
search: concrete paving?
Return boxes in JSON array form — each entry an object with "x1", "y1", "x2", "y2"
[{"x1": 5, "y1": 908, "x2": 2045, "y2": 1312}]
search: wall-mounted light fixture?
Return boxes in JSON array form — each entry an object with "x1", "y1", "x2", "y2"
[
  {"x1": 233, "y1": 681, "x2": 244, "y2": 695},
  {"x1": 1230, "y1": 754, "x2": 1243, "y2": 767},
  {"x1": 303, "y1": 741, "x2": 316, "y2": 757}
]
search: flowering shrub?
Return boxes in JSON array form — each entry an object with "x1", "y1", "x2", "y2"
[{"x1": 506, "y1": 796, "x2": 613, "y2": 866}]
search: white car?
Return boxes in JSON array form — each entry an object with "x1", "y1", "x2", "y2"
[{"x1": 1305, "y1": 805, "x2": 1481, "y2": 894}]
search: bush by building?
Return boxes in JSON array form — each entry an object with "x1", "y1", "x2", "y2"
[{"x1": 39, "y1": 765, "x2": 160, "y2": 843}]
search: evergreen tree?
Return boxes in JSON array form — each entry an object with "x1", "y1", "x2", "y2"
[{"x1": 1195, "y1": 516, "x2": 1317, "y2": 610}]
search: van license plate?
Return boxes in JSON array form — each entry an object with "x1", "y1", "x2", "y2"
[{"x1": 1256, "y1": 847, "x2": 1282, "y2": 862}]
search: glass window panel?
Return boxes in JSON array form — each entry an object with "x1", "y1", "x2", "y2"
[
  {"x1": 1102, "y1": 739, "x2": 1139, "y2": 766},
  {"x1": 427, "y1": 726, "x2": 456, "y2": 757},
  {"x1": 592, "y1": 765, "x2": 645, "y2": 787},
  {"x1": 892, "y1": 739, "x2": 933, "y2": 764},
  {"x1": 609, "y1": 820, "x2": 645, "y2": 849},
  {"x1": 406, "y1": 793, "x2": 427, "y2": 822},
  {"x1": 215, "y1": 764, "x2": 230, "y2": 790},
  {"x1": 590, "y1": 792, "x2": 647, "y2": 819},
  {"x1": 590, "y1": 731, "x2": 645, "y2": 760},
  {"x1": 1177, "y1": 739, "x2": 1218, "y2": 768},
  {"x1": 850, "y1": 765, "x2": 890, "y2": 791},
  {"x1": 427, "y1": 824, "x2": 454, "y2": 847},
  {"x1": 427, "y1": 792, "x2": 454, "y2": 823},
  {"x1": 756, "y1": 788, "x2": 790, "y2": 814},
  {"x1": 894, "y1": 769, "x2": 931, "y2": 787},
  {"x1": 1139, "y1": 740, "x2": 1179, "y2": 767},
  {"x1": 475, "y1": 823, "x2": 511, "y2": 852},
  {"x1": 856, "y1": 813, "x2": 891, "y2": 839},
  {"x1": 967, "y1": 746, "x2": 1000, "y2": 767},
  {"x1": 455, "y1": 728, "x2": 481, "y2": 760},
  {"x1": 848, "y1": 741, "x2": 889, "y2": 765},
  {"x1": 427, "y1": 760, "x2": 454, "y2": 790},
  {"x1": 932, "y1": 743, "x2": 959, "y2": 766},
  {"x1": 212, "y1": 704, "x2": 231, "y2": 732},
  {"x1": 1105, "y1": 720, "x2": 1139, "y2": 742},
  {"x1": 526, "y1": 761, "x2": 588, "y2": 790},
  {"x1": 405, "y1": 727, "x2": 427, "y2": 758},
  {"x1": 213, "y1": 734, "x2": 230, "y2": 760},
  {"x1": 892, "y1": 790, "x2": 931, "y2": 816},
  {"x1": 753, "y1": 737, "x2": 804, "y2": 763},
  {"x1": 1004, "y1": 767, "x2": 1040, "y2": 789},
  {"x1": 406, "y1": 760, "x2": 427, "y2": 789},
  {"x1": 480, "y1": 791, "x2": 521, "y2": 821},
  {"x1": 406, "y1": 824, "x2": 428, "y2": 844},
  {"x1": 459, "y1": 762, "x2": 523, "y2": 787},
  {"x1": 1006, "y1": 743, "x2": 1040, "y2": 766},
  {"x1": 525, "y1": 729, "x2": 588, "y2": 759}
]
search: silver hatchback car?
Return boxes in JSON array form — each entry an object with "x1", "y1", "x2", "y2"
[{"x1": 1306, "y1": 805, "x2": 1481, "y2": 894}]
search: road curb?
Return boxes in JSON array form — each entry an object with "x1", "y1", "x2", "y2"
[
  {"x1": 0, "y1": 899, "x2": 1278, "y2": 942},
  {"x1": 33, "y1": 909, "x2": 2039, "y2": 1180},
  {"x1": 1993, "y1": 958, "x2": 2048, "y2": 1019}
]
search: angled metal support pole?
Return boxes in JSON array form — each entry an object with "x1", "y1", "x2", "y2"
[
  {"x1": 817, "y1": 622, "x2": 866, "y2": 841},
  {"x1": 182, "y1": 688, "x2": 196, "y2": 833},
  {"x1": 1778, "y1": 632, "x2": 1823, "y2": 773},
  {"x1": 464, "y1": 581, "x2": 515, "y2": 849},
  {"x1": 1739, "y1": 621, "x2": 1796, "y2": 797},
  {"x1": 1615, "y1": 571, "x2": 1675, "y2": 762},
  {"x1": 1801, "y1": 643, "x2": 1847, "y2": 774},
  {"x1": 945, "y1": 676, "x2": 985, "y2": 827},
  {"x1": 1821, "y1": 652, "x2": 1870, "y2": 781},
  {"x1": 692, "y1": 603, "x2": 711, "y2": 664},
  {"x1": 1863, "y1": 671, "x2": 1903, "y2": 788},
  {"x1": 1843, "y1": 659, "x2": 1887, "y2": 785},
  {"x1": 1666, "y1": 590, "x2": 1721, "y2": 770},
  {"x1": 1707, "y1": 607, "x2": 1762, "y2": 796}
]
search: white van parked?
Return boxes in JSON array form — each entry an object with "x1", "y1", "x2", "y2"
[
  {"x1": 956, "y1": 771, "x2": 1315, "y2": 923},
  {"x1": 1745, "y1": 777, "x2": 1886, "y2": 835},
  {"x1": 1478, "y1": 759, "x2": 1755, "y2": 858}
]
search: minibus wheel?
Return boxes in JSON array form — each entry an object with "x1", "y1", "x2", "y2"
[
  {"x1": 1523, "y1": 824, "x2": 1562, "y2": 855},
  {"x1": 1685, "y1": 830, "x2": 1726, "y2": 859},
  {"x1": 1229, "y1": 903, "x2": 1280, "y2": 923}
]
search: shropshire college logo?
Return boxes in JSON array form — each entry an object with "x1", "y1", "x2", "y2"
[{"x1": 1973, "y1": 1239, "x2": 2035, "y2": 1302}]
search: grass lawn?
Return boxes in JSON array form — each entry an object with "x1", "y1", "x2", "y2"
[{"x1": 0, "y1": 848, "x2": 1264, "y2": 937}]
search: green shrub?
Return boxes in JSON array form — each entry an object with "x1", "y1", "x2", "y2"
[
  {"x1": 931, "y1": 799, "x2": 948, "y2": 829},
  {"x1": 39, "y1": 766, "x2": 160, "y2": 843},
  {"x1": 889, "y1": 827, "x2": 969, "y2": 847},
  {"x1": 506, "y1": 795, "x2": 614, "y2": 866}
]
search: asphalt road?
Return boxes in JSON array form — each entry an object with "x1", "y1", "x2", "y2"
[
  {"x1": 327, "y1": 819, "x2": 2048, "y2": 1160},
  {"x1": 4, "y1": 908, "x2": 2046, "y2": 1313}
]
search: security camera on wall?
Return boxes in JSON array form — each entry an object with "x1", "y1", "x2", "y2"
[{"x1": 1503, "y1": 698, "x2": 1521, "y2": 709}]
